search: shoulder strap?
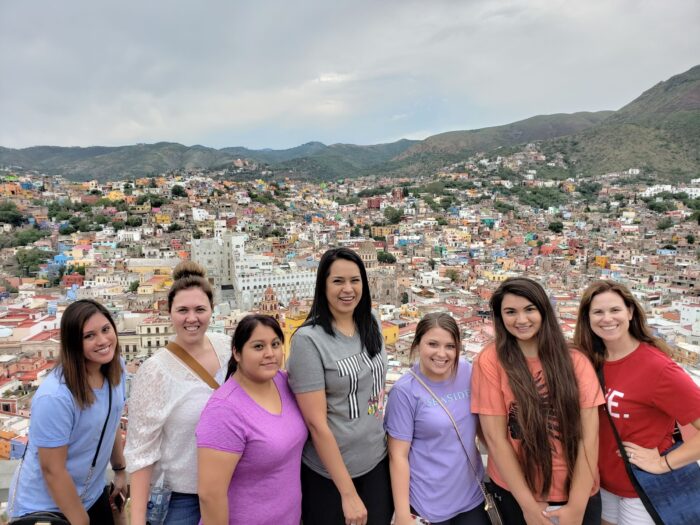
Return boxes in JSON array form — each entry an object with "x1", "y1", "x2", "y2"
[
  {"x1": 408, "y1": 369, "x2": 489, "y2": 500},
  {"x1": 166, "y1": 341, "x2": 219, "y2": 389},
  {"x1": 596, "y1": 368, "x2": 663, "y2": 525}
]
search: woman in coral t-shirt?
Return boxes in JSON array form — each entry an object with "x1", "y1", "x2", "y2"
[
  {"x1": 574, "y1": 280, "x2": 700, "y2": 525},
  {"x1": 472, "y1": 277, "x2": 604, "y2": 525}
]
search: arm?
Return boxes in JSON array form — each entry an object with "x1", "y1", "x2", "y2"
[
  {"x1": 38, "y1": 446, "x2": 89, "y2": 525},
  {"x1": 129, "y1": 466, "x2": 153, "y2": 525},
  {"x1": 110, "y1": 430, "x2": 128, "y2": 508},
  {"x1": 295, "y1": 390, "x2": 367, "y2": 525},
  {"x1": 387, "y1": 437, "x2": 413, "y2": 525},
  {"x1": 545, "y1": 406, "x2": 598, "y2": 525},
  {"x1": 624, "y1": 417, "x2": 700, "y2": 473},
  {"x1": 479, "y1": 415, "x2": 550, "y2": 525},
  {"x1": 198, "y1": 448, "x2": 240, "y2": 525},
  {"x1": 124, "y1": 359, "x2": 169, "y2": 525}
]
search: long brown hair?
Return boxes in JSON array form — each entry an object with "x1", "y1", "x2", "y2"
[
  {"x1": 60, "y1": 299, "x2": 122, "y2": 408},
  {"x1": 574, "y1": 280, "x2": 672, "y2": 370},
  {"x1": 167, "y1": 261, "x2": 213, "y2": 311},
  {"x1": 409, "y1": 313, "x2": 461, "y2": 377},
  {"x1": 489, "y1": 277, "x2": 581, "y2": 497}
]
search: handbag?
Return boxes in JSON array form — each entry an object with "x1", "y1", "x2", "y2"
[
  {"x1": 408, "y1": 370, "x2": 504, "y2": 525},
  {"x1": 598, "y1": 369, "x2": 700, "y2": 525},
  {"x1": 9, "y1": 382, "x2": 113, "y2": 525}
]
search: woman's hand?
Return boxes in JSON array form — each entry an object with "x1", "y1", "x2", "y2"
[
  {"x1": 522, "y1": 500, "x2": 552, "y2": 525},
  {"x1": 341, "y1": 490, "x2": 368, "y2": 525},
  {"x1": 544, "y1": 503, "x2": 585, "y2": 525},
  {"x1": 109, "y1": 470, "x2": 128, "y2": 510},
  {"x1": 621, "y1": 441, "x2": 667, "y2": 474}
]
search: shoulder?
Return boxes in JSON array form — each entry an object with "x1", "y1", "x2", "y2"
[
  {"x1": 208, "y1": 331, "x2": 232, "y2": 351},
  {"x1": 569, "y1": 348, "x2": 594, "y2": 368},
  {"x1": 638, "y1": 342, "x2": 673, "y2": 363},
  {"x1": 475, "y1": 343, "x2": 498, "y2": 366}
]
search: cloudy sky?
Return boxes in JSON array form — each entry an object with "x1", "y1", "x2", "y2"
[{"x1": 1, "y1": 0, "x2": 698, "y2": 150}]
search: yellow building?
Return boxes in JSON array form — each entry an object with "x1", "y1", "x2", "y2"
[
  {"x1": 154, "y1": 213, "x2": 172, "y2": 225},
  {"x1": 595, "y1": 255, "x2": 609, "y2": 269},
  {"x1": 483, "y1": 270, "x2": 509, "y2": 282},
  {"x1": 281, "y1": 312, "x2": 308, "y2": 367},
  {"x1": 106, "y1": 190, "x2": 126, "y2": 201},
  {"x1": 382, "y1": 322, "x2": 398, "y2": 346},
  {"x1": 371, "y1": 225, "x2": 394, "y2": 238}
]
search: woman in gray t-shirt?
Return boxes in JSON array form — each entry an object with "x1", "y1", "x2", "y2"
[{"x1": 288, "y1": 247, "x2": 392, "y2": 525}]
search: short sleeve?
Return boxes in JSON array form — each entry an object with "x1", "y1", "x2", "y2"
[
  {"x1": 383, "y1": 380, "x2": 415, "y2": 442},
  {"x1": 287, "y1": 330, "x2": 326, "y2": 394},
  {"x1": 30, "y1": 393, "x2": 74, "y2": 447},
  {"x1": 652, "y1": 360, "x2": 700, "y2": 425},
  {"x1": 124, "y1": 358, "x2": 169, "y2": 472},
  {"x1": 470, "y1": 346, "x2": 507, "y2": 415},
  {"x1": 571, "y1": 350, "x2": 605, "y2": 408},
  {"x1": 196, "y1": 398, "x2": 246, "y2": 454}
]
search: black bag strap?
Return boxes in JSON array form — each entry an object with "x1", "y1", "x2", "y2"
[{"x1": 596, "y1": 368, "x2": 663, "y2": 525}]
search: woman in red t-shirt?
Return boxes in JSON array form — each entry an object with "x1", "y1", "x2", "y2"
[
  {"x1": 472, "y1": 277, "x2": 604, "y2": 525},
  {"x1": 574, "y1": 280, "x2": 700, "y2": 525}
]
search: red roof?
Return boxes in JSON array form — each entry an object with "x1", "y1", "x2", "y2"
[{"x1": 25, "y1": 329, "x2": 60, "y2": 342}]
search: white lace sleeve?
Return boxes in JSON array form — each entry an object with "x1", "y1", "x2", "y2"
[{"x1": 124, "y1": 355, "x2": 170, "y2": 473}]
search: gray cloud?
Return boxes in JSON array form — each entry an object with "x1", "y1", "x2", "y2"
[{"x1": 1, "y1": 0, "x2": 698, "y2": 149}]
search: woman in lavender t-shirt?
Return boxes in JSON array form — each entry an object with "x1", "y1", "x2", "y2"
[
  {"x1": 384, "y1": 313, "x2": 489, "y2": 525},
  {"x1": 196, "y1": 315, "x2": 308, "y2": 525}
]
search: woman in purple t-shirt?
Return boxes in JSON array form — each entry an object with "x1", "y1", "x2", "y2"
[
  {"x1": 385, "y1": 313, "x2": 489, "y2": 525},
  {"x1": 196, "y1": 315, "x2": 308, "y2": 525}
]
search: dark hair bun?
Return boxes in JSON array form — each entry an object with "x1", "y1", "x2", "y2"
[{"x1": 173, "y1": 261, "x2": 206, "y2": 281}]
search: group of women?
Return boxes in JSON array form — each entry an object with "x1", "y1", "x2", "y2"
[{"x1": 7, "y1": 247, "x2": 700, "y2": 525}]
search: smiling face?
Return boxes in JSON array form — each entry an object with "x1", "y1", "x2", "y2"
[
  {"x1": 325, "y1": 258, "x2": 362, "y2": 321},
  {"x1": 588, "y1": 291, "x2": 634, "y2": 346},
  {"x1": 170, "y1": 286, "x2": 213, "y2": 345},
  {"x1": 82, "y1": 312, "x2": 117, "y2": 373},
  {"x1": 500, "y1": 293, "x2": 543, "y2": 349},
  {"x1": 416, "y1": 326, "x2": 458, "y2": 382},
  {"x1": 234, "y1": 323, "x2": 283, "y2": 383}
]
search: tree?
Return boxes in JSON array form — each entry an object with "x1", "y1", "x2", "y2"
[
  {"x1": 377, "y1": 251, "x2": 396, "y2": 264},
  {"x1": 0, "y1": 201, "x2": 24, "y2": 226},
  {"x1": 171, "y1": 185, "x2": 187, "y2": 198},
  {"x1": 401, "y1": 292, "x2": 409, "y2": 304},
  {"x1": 687, "y1": 234, "x2": 695, "y2": 245},
  {"x1": 548, "y1": 221, "x2": 564, "y2": 234},
  {"x1": 129, "y1": 281, "x2": 140, "y2": 293},
  {"x1": 657, "y1": 217, "x2": 673, "y2": 231},
  {"x1": 350, "y1": 226, "x2": 361, "y2": 237},
  {"x1": 383, "y1": 206, "x2": 403, "y2": 225},
  {"x1": 126, "y1": 216, "x2": 143, "y2": 227},
  {"x1": 169, "y1": 222, "x2": 183, "y2": 232},
  {"x1": 428, "y1": 258, "x2": 436, "y2": 270},
  {"x1": 445, "y1": 269, "x2": 459, "y2": 282}
]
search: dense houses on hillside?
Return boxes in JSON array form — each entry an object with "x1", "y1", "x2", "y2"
[{"x1": 0, "y1": 151, "x2": 699, "y2": 450}]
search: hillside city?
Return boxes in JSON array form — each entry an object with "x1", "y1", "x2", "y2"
[{"x1": 0, "y1": 140, "x2": 699, "y2": 484}]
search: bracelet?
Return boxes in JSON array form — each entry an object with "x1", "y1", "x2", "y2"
[
  {"x1": 112, "y1": 465, "x2": 126, "y2": 472},
  {"x1": 664, "y1": 455, "x2": 674, "y2": 472}
]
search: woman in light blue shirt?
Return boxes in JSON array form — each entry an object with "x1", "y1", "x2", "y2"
[{"x1": 8, "y1": 299, "x2": 126, "y2": 525}]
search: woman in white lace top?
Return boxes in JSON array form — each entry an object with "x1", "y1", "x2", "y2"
[{"x1": 125, "y1": 262, "x2": 231, "y2": 525}]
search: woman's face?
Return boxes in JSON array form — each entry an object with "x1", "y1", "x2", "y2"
[
  {"x1": 416, "y1": 326, "x2": 458, "y2": 382},
  {"x1": 588, "y1": 291, "x2": 633, "y2": 345},
  {"x1": 325, "y1": 259, "x2": 362, "y2": 320},
  {"x1": 170, "y1": 287, "x2": 212, "y2": 344},
  {"x1": 235, "y1": 324, "x2": 283, "y2": 383},
  {"x1": 82, "y1": 312, "x2": 117, "y2": 371},
  {"x1": 500, "y1": 293, "x2": 542, "y2": 345}
]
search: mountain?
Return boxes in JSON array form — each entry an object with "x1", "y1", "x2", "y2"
[
  {"x1": 397, "y1": 111, "x2": 614, "y2": 159},
  {"x1": 1, "y1": 65, "x2": 698, "y2": 180},
  {"x1": 543, "y1": 65, "x2": 700, "y2": 177},
  {"x1": 0, "y1": 139, "x2": 419, "y2": 181}
]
